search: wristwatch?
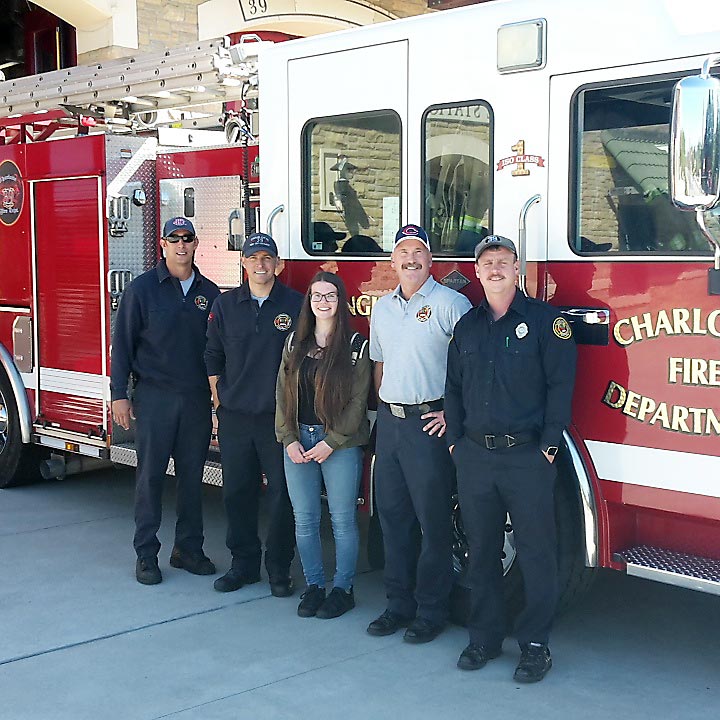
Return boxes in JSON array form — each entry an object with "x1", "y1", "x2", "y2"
[{"x1": 544, "y1": 446, "x2": 559, "y2": 458}]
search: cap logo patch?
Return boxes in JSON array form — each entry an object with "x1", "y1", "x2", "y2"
[
  {"x1": 553, "y1": 317, "x2": 572, "y2": 340},
  {"x1": 416, "y1": 305, "x2": 432, "y2": 323},
  {"x1": 403, "y1": 225, "x2": 419, "y2": 235},
  {"x1": 274, "y1": 313, "x2": 292, "y2": 331},
  {"x1": 515, "y1": 322, "x2": 528, "y2": 339},
  {"x1": 195, "y1": 295, "x2": 208, "y2": 311}
]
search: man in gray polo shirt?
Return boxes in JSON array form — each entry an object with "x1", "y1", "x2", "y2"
[{"x1": 367, "y1": 223, "x2": 472, "y2": 644}]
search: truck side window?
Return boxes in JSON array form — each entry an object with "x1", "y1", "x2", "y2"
[
  {"x1": 422, "y1": 102, "x2": 493, "y2": 255},
  {"x1": 302, "y1": 110, "x2": 401, "y2": 255},
  {"x1": 574, "y1": 77, "x2": 718, "y2": 255}
]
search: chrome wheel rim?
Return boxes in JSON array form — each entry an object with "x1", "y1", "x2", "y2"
[
  {"x1": 0, "y1": 387, "x2": 8, "y2": 454},
  {"x1": 452, "y1": 496, "x2": 517, "y2": 576}
]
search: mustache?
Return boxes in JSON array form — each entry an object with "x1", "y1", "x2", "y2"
[{"x1": 401, "y1": 262, "x2": 423, "y2": 270}]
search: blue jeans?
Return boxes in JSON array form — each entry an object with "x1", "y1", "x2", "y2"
[{"x1": 283, "y1": 424, "x2": 362, "y2": 590}]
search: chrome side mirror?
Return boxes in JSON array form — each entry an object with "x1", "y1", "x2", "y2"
[{"x1": 670, "y1": 69, "x2": 720, "y2": 211}]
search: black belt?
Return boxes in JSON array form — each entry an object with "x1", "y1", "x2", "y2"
[
  {"x1": 383, "y1": 399, "x2": 443, "y2": 419},
  {"x1": 465, "y1": 429, "x2": 537, "y2": 450}
]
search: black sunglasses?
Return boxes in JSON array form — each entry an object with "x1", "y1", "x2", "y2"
[{"x1": 164, "y1": 234, "x2": 196, "y2": 243}]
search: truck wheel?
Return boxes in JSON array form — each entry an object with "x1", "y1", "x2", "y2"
[
  {"x1": 0, "y1": 370, "x2": 43, "y2": 489},
  {"x1": 449, "y1": 457, "x2": 596, "y2": 626}
]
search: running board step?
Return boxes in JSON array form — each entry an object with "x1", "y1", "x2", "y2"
[
  {"x1": 614, "y1": 546, "x2": 720, "y2": 596},
  {"x1": 110, "y1": 443, "x2": 223, "y2": 487}
]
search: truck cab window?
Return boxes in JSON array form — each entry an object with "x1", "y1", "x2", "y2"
[
  {"x1": 574, "y1": 77, "x2": 718, "y2": 255},
  {"x1": 302, "y1": 110, "x2": 401, "y2": 255},
  {"x1": 423, "y1": 102, "x2": 493, "y2": 255}
]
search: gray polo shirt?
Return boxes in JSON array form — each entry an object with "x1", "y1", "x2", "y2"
[{"x1": 370, "y1": 275, "x2": 472, "y2": 404}]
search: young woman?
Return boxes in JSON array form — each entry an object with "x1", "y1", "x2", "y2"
[{"x1": 275, "y1": 271, "x2": 370, "y2": 619}]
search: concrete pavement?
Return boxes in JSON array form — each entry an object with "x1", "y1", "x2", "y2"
[{"x1": 1, "y1": 468, "x2": 718, "y2": 719}]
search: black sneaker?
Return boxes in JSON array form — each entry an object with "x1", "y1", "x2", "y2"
[
  {"x1": 514, "y1": 643, "x2": 552, "y2": 683},
  {"x1": 269, "y1": 574, "x2": 295, "y2": 598},
  {"x1": 136, "y1": 557, "x2": 162, "y2": 585},
  {"x1": 213, "y1": 567, "x2": 261, "y2": 593},
  {"x1": 316, "y1": 587, "x2": 355, "y2": 619},
  {"x1": 366, "y1": 609, "x2": 412, "y2": 636},
  {"x1": 297, "y1": 585, "x2": 326, "y2": 618},
  {"x1": 169, "y1": 547, "x2": 216, "y2": 575},
  {"x1": 457, "y1": 643, "x2": 503, "y2": 671}
]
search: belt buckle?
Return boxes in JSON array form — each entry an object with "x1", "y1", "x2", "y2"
[
  {"x1": 389, "y1": 403, "x2": 406, "y2": 419},
  {"x1": 485, "y1": 434, "x2": 496, "y2": 450},
  {"x1": 505, "y1": 434, "x2": 516, "y2": 448}
]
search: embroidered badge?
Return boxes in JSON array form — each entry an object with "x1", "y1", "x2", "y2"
[
  {"x1": 195, "y1": 295, "x2": 208, "y2": 311},
  {"x1": 515, "y1": 322, "x2": 529, "y2": 339},
  {"x1": 416, "y1": 305, "x2": 432, "y2": 323},
  {"x1": 274, "y1": 313, "x2": 292, "y2": 331},
  {"x1": 553, "y1": 317, "x2": 572, "y2": 340},
  {"x1": 208, "y1": 311, "x2": 215, "y2": 322}
]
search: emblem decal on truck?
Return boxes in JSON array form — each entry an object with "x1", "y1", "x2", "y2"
[
  {"x1": 0, "y1": 160, "x2": 23, "y2": 227},
  {"x1": 496, "y1": 140, "x2": 545, "y2": 177}
]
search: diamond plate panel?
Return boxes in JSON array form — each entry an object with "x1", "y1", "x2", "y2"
[
  {"x1": 619, "y1": 545, "x2": 720, "y2": 583},
  {"x1": 159, "y1": 175, "x2": 243, "y2": 290}
]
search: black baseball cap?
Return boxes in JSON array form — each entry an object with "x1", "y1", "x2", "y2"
[
  {"x1": 242, "y1": 232, "x2": 278, "y2": 257},
  {"x1": 474, "y1": 235, "x2": 518, "y2": 259},
  {"x1": 163, "y1": 217, "x2": 196, "y2": 236}
]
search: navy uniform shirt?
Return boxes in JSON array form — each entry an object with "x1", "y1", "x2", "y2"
[
  {"x1": 204, "y1": 279, "x2": 303, "y2": 414},
  {"x1": 110, "y1": 259, "x2": 221, "y2": 401},
  {"x1": 445, "y1": 289, "x2": 577, "y2": 450}
]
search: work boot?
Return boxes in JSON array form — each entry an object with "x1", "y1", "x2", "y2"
[
  {"x1": 213, "y1": 566, "x2": 261, "y2": 593},
  {"x1": 456, "y1": 643, "x2": 502, "y2": 671},
  {"x1": 366, "y1": 609, "x2": 412, "y2": 637},
  {"x1": 514, "y1": 643, "x2": 552, "y2": 683},
  {"x1": 269, "y1": 573, "x2": 295, "y2": 598},
  {"x1": 136, "y1": 557, "x2": 162, "y2": 585},
  {"x1": 169, "y1": 547, "x2": 216, "y2": 575}
]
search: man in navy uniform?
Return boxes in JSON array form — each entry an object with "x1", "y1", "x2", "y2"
[
  {"x1": 111, "y1": 217, "x2": 220, "y2": 585},
  {"x1": 445, "y1": 235, "x2": 577, "y2": 683},
  {"x1": 367, "y1": 224, "x2": 471, "y2": 643},
  {"x1": 205, "y1": 232, "x2": 303, "y2": 597}
]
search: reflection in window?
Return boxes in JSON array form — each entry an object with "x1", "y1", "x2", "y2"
[
  {"x1": 424, "y1": 103, "x2": 493, "y2": 255},
  {"x1": 303, "y1": 111, "x2": 401, "y2": 255},
  {"x1": 575, "y1": 79, "x2": 717, "y2": 254}
]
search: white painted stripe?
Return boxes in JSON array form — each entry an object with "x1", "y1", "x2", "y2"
[
  {"x1": 0, "y1": 306, "x2": 31, "y2": 313},
  {"x1": 39, "y1": 368, "x2": 110, "y2": 400},
  {"x1": 585, "y1": 440, "x2": 720, "y2": 498},
  {"x1": 20, "y1": 372, "x2": 36, "y2": 390}
]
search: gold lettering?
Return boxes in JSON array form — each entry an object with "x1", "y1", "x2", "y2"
[
  {"x1": 622, "y1": 390, "x2": 642, "y2": 418},
  {"x1": 687, "y1": 407, "x2": 705, "y2": 434},
  {"x1": 649, "y1": 402, "x2": 671, "y2": 429},
  {"x1": 630, "y1": 312, "x2": 654, "y2": 342},
  {"x1": 690, "y1": 358, "x2": 709, "y2": 385},
  {"x1": 671, "y1": 404, "x2": 690, "y2": 432},
  {"x1": 356, "y1": 295, "x2": 372, "y2": 317},
  {"x1": 602, "y1": 381, "x2": 626, "y2": 408},
  {"x1": 637, "y1": 395, "x2": 656, "y2": 421},
  {"x1": 672, "y1": 308, "x2": 692, "y2": 335},
  {"x1": 709, "y1": 309, "x2": 720, "y2": 338},
  {"x1": 347, "y1": 297, "x2": 358, "y2": 316},
  {"x1": 613, "y1": 319, "x2": 634, "y2": 346},
  {"x1": 655, "y1": 309, "x2": 674, "y2": 337}
]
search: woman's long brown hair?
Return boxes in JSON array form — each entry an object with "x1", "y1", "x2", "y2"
[{"x1": 282, "y1": 271, "x2": 354, "y2": 431}]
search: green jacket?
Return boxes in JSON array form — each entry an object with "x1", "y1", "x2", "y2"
[{"x1": 275, "y1": 333, "x2": 371, "y2": 450}]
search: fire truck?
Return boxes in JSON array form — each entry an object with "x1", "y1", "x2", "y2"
[{"x1": 1, "y1": 0, "x2": 720, "y2": 620}]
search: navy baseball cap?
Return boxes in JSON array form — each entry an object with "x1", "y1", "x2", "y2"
[
  {"x1": 474, "y1": 235, "x2": 518, "y2": 259},
  {"x1": 163, "y1": 217, "x2": 196, "y2": 237},
  {"x1": 394, "y1": 224, "x2": 431, "y2": 251},
  {"x1": 243, "y1": 232, "x2": 278, "y2": 257}
]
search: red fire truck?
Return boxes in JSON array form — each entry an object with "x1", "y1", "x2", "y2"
[{"x1": 1, "y1": 0, "x2": 720, "y2": 620}]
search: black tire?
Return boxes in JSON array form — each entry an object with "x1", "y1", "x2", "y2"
[
  {"x1": 0, "y1": 369, "x2": 44, "y2": 489},
  {"x1": 450, "y1": 452, "x2": 596, "y2": 626}
]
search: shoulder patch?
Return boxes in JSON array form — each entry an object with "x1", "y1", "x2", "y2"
[
  {"x1": 552, "y1": 316, "x2": 572, "y2": 340},
  {"x1": 274, "y1": 313, "x2": 293, "y2": 331}
]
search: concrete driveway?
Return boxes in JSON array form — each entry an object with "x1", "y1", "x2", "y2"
[{"x1": 1, "y1": 469, "x2": 718, "y2": 719}]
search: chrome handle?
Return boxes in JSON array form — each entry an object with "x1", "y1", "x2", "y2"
[
  {"x1": 266, "y1": 204, "x2": 284, "y2": 237},
  {"x1": 518, "y1": 194, "x2": 541, "y2": 295}
]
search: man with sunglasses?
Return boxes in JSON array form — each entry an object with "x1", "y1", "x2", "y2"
[
  {"x1": 111, "y1": 217, "x2": 220, "y2": 585},
  {"x1": 205, "y1": 232, "x2": 303, "y2": 597}
]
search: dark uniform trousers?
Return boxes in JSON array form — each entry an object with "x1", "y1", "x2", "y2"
[
  {"x1": 453, "y1": 435, "x2": 557, "y2": 647},
  {"x1": 133, "y1": 382, "x2": 212, "y2": 559},
  {"x1": 375, "y1": 403, "x2": 454, "y2": 624},
  {"x1": 217, "y1": 408, "x2": 295, "y2": 578}
]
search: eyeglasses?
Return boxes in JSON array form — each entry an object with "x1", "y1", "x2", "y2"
[
  {"x1": 310, "y1": 292, "x2": 339, "y2": 302},
  {"x1": 164, "y1": 234, "x2": 196, "y2": 243}
]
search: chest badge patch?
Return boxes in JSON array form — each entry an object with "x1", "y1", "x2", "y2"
[
  {"x1": 553, "y1": 317, "x2": 572, "y2": 340},
  {"x1": 416, "y1": 305, "x2": 432, "y2": 323},
  {"x1": 515, "y1": 322, "x2": 529, "y2": 339},
  {"x1": 195, "y1": 295, "x2": 208, "y2": 311},
  {"x1": 274, "y1": 313, "x2": 293, "y2": 331}
]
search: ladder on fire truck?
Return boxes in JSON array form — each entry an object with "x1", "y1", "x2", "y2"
[{"x1": 0, "y1": 35, "x2": 265, "y2": 136}]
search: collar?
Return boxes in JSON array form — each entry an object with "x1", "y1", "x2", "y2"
[
  {"x1": 238, "y1": 277, "x2": 284, "y2": 303},
  {"x1": 155, "y1": 258, "x2": 201, "y2": 286},
  {"x1": 479, "y1": 288, "x2": 527, "y2": 318},
  {"x1": 392, "y1": 274, "x2": 437, "y2": 302}
]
